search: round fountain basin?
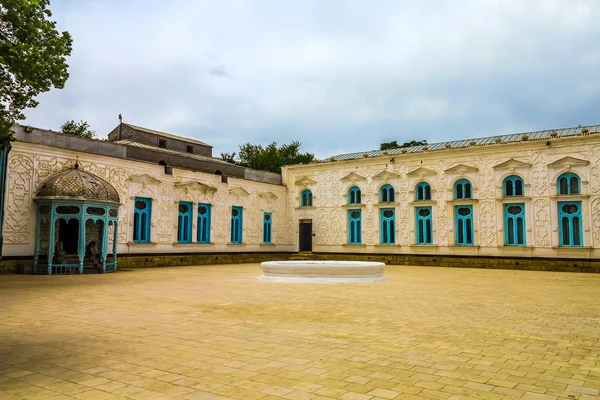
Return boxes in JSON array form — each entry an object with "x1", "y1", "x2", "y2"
[{"x1": 259, "y1": 261, "x2": 386, "y2": 283}]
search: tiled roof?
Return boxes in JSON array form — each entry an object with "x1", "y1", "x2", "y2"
[
  {"x1": 123, "y1": 123, "x2": 211, "y2": 147},
  {"x1": 114, "y1": 140, "x2": 234, "y2": 166},
  {"x1": 331, "y1": 125, "x2": 600, "y2": 161}
]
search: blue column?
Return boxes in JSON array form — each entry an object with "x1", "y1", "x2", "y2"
[
  {"x1": 47, "y1": 211, "x2": 56, "y2": 275},
  {"x1": 101, "y1": 217, "x2": 108, "y2": 273},
  {"x1": 33, "y1": 214, "x2": 42, "y2": 271},
  {"x1": 0, "y1": 146, "x2": 11, "y2": 260},
  {"x1": 113, "y1": 220, "x2": 118, "y2": 269},
  {"x1": 78, "y1": 215, "x2": 86, "y2": 274}
]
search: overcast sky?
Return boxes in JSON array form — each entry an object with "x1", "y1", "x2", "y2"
[{"x1": 23, "y1": 0, "x2": 600, "y2": 159}]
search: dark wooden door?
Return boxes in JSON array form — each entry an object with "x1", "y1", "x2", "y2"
[{"x1": 299, "y1": 222, "x2": 313, "y2": 252}]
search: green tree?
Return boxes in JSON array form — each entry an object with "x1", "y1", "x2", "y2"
[
  {"x1": 221, "y1": 141, "x2": 314, "y2": 173},
  {"x1": 60, "y1": 120, "x2": 96, "y2": 139},
  {"x1": 380, "y1": 139, "x2": 427, "y2": 150},
  {"x1": 0, "y1": 0, "x2": 73, "y2": 149}
]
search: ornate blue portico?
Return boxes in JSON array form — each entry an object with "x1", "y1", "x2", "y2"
[{"x1": 33, "y1": 165, "x2": 120, "y2": 274}]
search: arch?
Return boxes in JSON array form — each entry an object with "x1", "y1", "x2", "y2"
[
  {"x1": 300, "y1": 189, "x2": 313, "y2": 207},
  {"x1": 415, "y1": 182, "x2": 432, "y2": 201},
  {"x1": 503, "y1": 175, "x2": 524, "y2": 197},
  {"x1": 454, "y1": 179, "x2": 472, "y2": 200},
  {"x1": 348, "y1": 186, "x2": 362, "y2": 204},
  {"x1": 158, "y1": 160, "x2": 167, "y2": 166},
  {"x1": 556, "y1": 173, "x2": 581, "y2": 195},
  {"x1": 379, "y1": 184, "x2": 395, "y2": 203},
  {"x1": 215, "y1": 169, "x2": 223, "y2": 175}
]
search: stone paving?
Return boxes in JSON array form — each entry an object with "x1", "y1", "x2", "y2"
[{"x1": 1, "y1": 264, "x2": 600, "y2": 400}]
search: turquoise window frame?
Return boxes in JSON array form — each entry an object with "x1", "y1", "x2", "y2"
[
  {"x1": 177, "y1": 201, "x2": 193, "y2": 243},
  {"x1": 197, "y1": 203, "x2": 211, "y2": 243},
  {"x1": 416, "y1": 206, "x2": 433, "y2": 244},
  {"x1": 454, "y1": 179, "x2": 472, "y2": 200},
  {"x1": 503, "y1": 175, "x2": 524, "y2": 197},
  {"x1": 504, "y1": 203, "x2": 526, "y2": 246},
  {"x1": 348, "y1": 186, "x2": 361, "y2": 204},
  {"x1": 263, "y1": 212, "x2": 272, "y2": 244},
  {"x1": 380, "y1": 208, "x2": 395, "y2": 244},
  {"x1": 454, "y1": 205, "x2": 473, "y2": 246},
  {"x1": 415, "y1": 182, "x2": 431, "y2": 201},
  {"x1": 557, "y1": 173, "x2": 581, "y2": 195},
  {"x1": 558, "y1": 201, "x2": 583, "y2": 247},
  {"x1": 379, "y1": 184, "x2": 395, "y2": 203},
  {"x1": 133, "y1": 197, "x2": 151, "y2": 243},
  {"x1": 231, "y1": 206, "x2": 243, "y2": 244},
  {"x1": 348, "y1": 209, "x2": 362, "y2": 244},
  {"x1": 300, "y1": 189, "x2": 313, "y2": 207}
]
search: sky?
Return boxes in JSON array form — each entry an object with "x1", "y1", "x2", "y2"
[{"x1": 23, "y1": 0, "x2": 600, "y2": 159}]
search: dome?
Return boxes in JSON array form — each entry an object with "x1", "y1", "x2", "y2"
[{"x1": 36, "y1": 167, "x2": 120, "y2": 203}]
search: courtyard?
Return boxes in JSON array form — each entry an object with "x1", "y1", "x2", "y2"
[{"x1": 0, "y1": 264, "x2": 599, "y2": 400}]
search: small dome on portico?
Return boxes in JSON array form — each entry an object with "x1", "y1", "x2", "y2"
[{"x1": 36, "y1": 167, "x2": 120, "y2": 203}]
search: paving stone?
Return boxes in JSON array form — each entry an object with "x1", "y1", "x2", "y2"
[{"x1": 1, "y1": 264, "x2": 599, "y2": 400}]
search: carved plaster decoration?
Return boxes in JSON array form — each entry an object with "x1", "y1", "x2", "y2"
[
  {"x1": 340, "y1": 172, "x2": 367, "y2": 182},
  {"x1": 315, "y1": 208, "x2": 342, "y2": 245},
  {"x1": 547, "y1": 156, "x2": 589, "y2": 168},
  {"x1": 591, "y1": 146, "x2": 600, "y2": 193},
  {"x1": 407, "y1": 167, "x2": 436, "y2": 177},
  {"x1": 478, "y1": 157, "x2": 495, "y2": 199},
  {"x1": 479, "y1": 200, "x2": 497, "y2": 246},
  {"x1": 444, "y1": 163, "x2": 478, "y2": 173},
  {"x1": 294, "y1": 176, "x2": 317, "y2": 188},
  {"x1": 229, "y1": 186, "x2": 250, "y2": 198},
  {"x1": 371, "y1": 170, "x2": 400, "y2": 181},
  {"x1": 531, "y1": 152, "x2": 548, "y2": 196},
  {"x1": 592, "y1": 197, "x2": 600, "y2": 247},
  {"x1": 533, "y1": 198, "x2": 551, "y2": 247},
  {"x1": 493, "y1": 159, "x2": 532, "y2": 169},
  {"x1": 158, "y1": 183, "x2": 175, "y2": 243},
  {"x1": 5, "y1": 154, "x2": 33, "y2": 244},
  {"x1": 399, "y1": 219, "x2": 409, "y2": 245},
  {"x1": 129, "y1": 173, "x2": 161, "y2": 186},
  {"x1": 212, "y1": 190, "x2": 230, "y2": 243}
]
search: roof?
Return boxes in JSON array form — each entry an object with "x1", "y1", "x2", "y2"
[
  {"x1": 114, "y1": 140, "x2": 236, "y2": 166},
  {"x1": 36, "y1": 167, "x2": 120, "y2": 203},
  {"x1": 331, "y1": 124, "x2": 600, "y2": 161},
  {"x1": 123, "y1": 123, "x2": 211, "y2": 147}
]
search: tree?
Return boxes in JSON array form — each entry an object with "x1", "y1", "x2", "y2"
[
  {"x1": 60, "y1": 120, "x2": 96, "y2": 139},
  {"x1": 221, "y1": 141, "x2": 314, "y2": 173},
  {"x1": 380, "y1": 139, "x2": 427, "y2": 150},
  {"x1": 0, "y1": 0, "x2": 73, "y2": 149}
]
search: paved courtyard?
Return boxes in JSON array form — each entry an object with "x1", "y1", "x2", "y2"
[{"x1": 1, "y1": 264, "x2": 599, "y2": 400}]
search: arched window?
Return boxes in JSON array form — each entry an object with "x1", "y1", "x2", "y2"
[
  {"x1": 197, "y1": 203, "x2": 211, "y2": 243},
  {"x1": 230, "y1": 206, "x2": 243, "y2": 243},
  {"x1": 416, "y1": 207, "x2": 433, "y2": 244},
  {"x1": 503, "y1": 175, "x2": 524, "y2": 197},
  {"x1": 559, "y1": 202, "x2": 583, "y2": 246},
  {"x1": 380, "y1": 208, "x2": 395, "y2": 244},
  {"x1": 504, "y1": 203, "x2": 525, "y2": 246},
  {"x1": 557, "y1": 173, "x2": 581, "y2": 195},
  {"x1": 348, "y1": 209, "x2": 362, "y2": 244},
  {"x1": 455, "y1": 205, "x2": 473, "y2": 245},
  {"x1": 348, "y1": 186, "x2": 361, "y2": 204},
  {"x1": 133, "y1": 197, "x2": 151, "y2": 243},
  {"x1": 415, "y1": 182, "x2": 432, "y2": 201},
  {"x1": 300, "y1": 189, "x2": 313, "y2": 207},
  {"x1": 380, "y1": 184, "x2": 395, "y2": 203},
  {"x1": 454, "y1": 179, "x2": 472, "y2": 200},
  {"x1": 263, "y1": 212, "x2": 272, "y2": 244},
  {"x1": 177, "y1": 201, "x2": 193, "y2": 243}
]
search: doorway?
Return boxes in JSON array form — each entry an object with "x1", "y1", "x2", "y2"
[
  {"x1": 58, "y1": 219, "x2": 79, "y2": 254},
  {"x1": 299, "y1": 220, "x2": 312, "y2": 252}
]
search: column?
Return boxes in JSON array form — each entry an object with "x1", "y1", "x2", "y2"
[
  {"x1": 101, "y1": 217, "x2": 108, "y2": 273},
  {"x1": 112, "y1": 221, "x2": 118, "y2": 269},
  {"x1": 47, "y1": 209, "x2": 56, "y2": 275},
  {"x1": 78, "y1": 216, "x2": 86, "y2": 274}
]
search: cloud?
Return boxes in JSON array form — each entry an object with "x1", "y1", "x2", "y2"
[{"x1": 23, "y1": 0, "x2": 600, "y2": 159}]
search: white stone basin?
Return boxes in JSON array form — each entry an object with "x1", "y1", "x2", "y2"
[{"x1": 259, "y1": 261, "x2": 386, "y2": 283}]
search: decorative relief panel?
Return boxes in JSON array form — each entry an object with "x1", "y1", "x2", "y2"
[
  {"x1": 5, "y1": 154, "x2": 34, "y2": 243},
  {"x1": 592, "y1": 197, "x2": 600, "y2": 247},
  {"x1": 213, "y1": 190, "x2": 230, "y2": 243},
  {"x1": 479, "y1": 200, "x2": 497, "y2": 247},
  {"x1": 590, "y1": 146, "x2": 600, "y2": 194},
  {"x1": 478, "y1": 157, "x2": 495, "y2": 198},
  {"x1": 315, "y1": 208, "x2": 342, "y2": 245},
  {"x1": 158, "y1": 183, "x2": 174, "y2": 243},
  {"x1": 531, "y1": 152, "x2": 549, "y2": 196},
  {"x1": 435, "y1": 161, "x2": 448, "y2": 246},
  {"x1": 533, "y1": 198, "x2": 551, "y2": 247},
  {"x1": 246, "y1": 190, "x2": 262, "y2": 243}
]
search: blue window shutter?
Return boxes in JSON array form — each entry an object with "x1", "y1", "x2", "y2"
[
  {"x1": 197, "y1": 203, "x2": 211, "y2": 243},
  {"x1": 504, "y1": 203, "x2": 526, "y2": 246},
  {"x1": 380, "y1": 208, "x2": 395, "y2": 244},
  {"x1": 133, "y1": 197, "x2": 152, "y2": 243},
  {"x1": 454, "y1": 205, "x2": 473, "y2": 245},
  {"x1": 558, "y1": 202, "x2": 583, "y2": 246},
  {"x1": 416, "y1": 207, "x2": 433, "y2": 244}
]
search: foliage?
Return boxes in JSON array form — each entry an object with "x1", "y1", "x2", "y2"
[
  {"x1": 380, "y1": 139, "x2": 427, "y2": 150},
  {"x1": 220, "y1": 141, "x2": 314, "y2": 173},
  {"x1": 60, "y1": 120, "x2": 96, "y2": 139},
  {"x1": 0, "y1": 0, "x2": 73, "y2": 149}
]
